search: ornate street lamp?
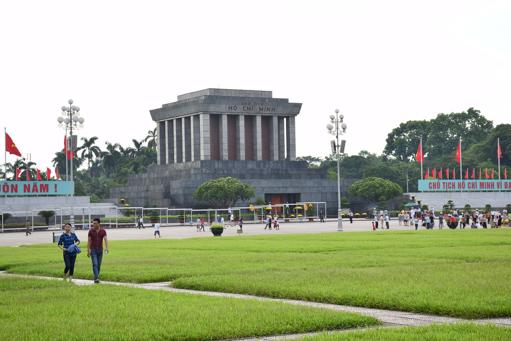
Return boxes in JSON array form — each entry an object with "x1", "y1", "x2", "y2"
[
  {"x1": 57, "y1": 99, "x2": 84, "y2": 226},
  {"x1": 327, "y1": 109, "x2": 347, "y2": 231}
]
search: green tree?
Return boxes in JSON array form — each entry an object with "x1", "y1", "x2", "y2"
[
  {"x1": 193, "y1": 177, "x2": 255, "y2": 208},
  {"x1": 144, "y1": 128, "x2": 157, "y2": 149},
  {"x1": 77, "y1": 136, "x2": 102, "y2": 171},
  {"x1": 349, "y1": 177, "x2": 403, "y2": 205},
  {"x1": 38, "y1": 210, "x2": 55, "y2": 226},
  {"x1": 384, "y1": 108, "x2": 493, "y2": 161}
]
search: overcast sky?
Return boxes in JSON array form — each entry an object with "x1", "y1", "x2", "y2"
[{"x1": 1, "y1": 0, "x2": 510, "y2": 169}]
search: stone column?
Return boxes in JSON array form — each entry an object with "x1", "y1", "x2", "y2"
[
  {"x1": 156, "y1": 122, "x2": 161, "y2": 165},
  {"x1": 190, "y1": 116, "x2": 194, "y2": 161},
  {"x1": 278, "y1": 117, "x2": 285, "y2": 160},
  {"x1": 173, "y1": 119, "x2": 178, "y2": 163},
  {"x1": 236, "y1": 115, "x2": 245, "y2": 160},
  {"x1": 271, "y1": 115, "x2": 279, "y2": 161},
  {"x1": 199, "y1": 113, "x2": 211, "y2": 160},
  {"x1": 286, "y1": 116, "x2": 296, "y2": 160},
  {"x1": 254, "y1": 115, "x2": 263, "y2": 160},
  {"x1": 220, "y1": 114, "x2": 229, "y2": 160}
]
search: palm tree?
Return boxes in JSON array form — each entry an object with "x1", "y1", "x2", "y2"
[
  {"x1": 52, "y1": 152, "x2": 67, "y2": 179},
  {"x1": 144, "y1": 128, "x2": 157, "y2": 149},
  {"x1": 77, "y1": 137, "x2": 102, "y2": 171}
]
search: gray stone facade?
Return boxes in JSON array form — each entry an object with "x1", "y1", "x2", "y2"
[
  {"x1": 111, "y1": 160, "x2": 349, "y2": 215},
  {"x1": 111, "y1": 89, "x2": 343, "y2": 214}
]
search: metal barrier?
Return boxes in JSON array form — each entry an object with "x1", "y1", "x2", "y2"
[{"x1": 0, "y1": 202, "x2": 325, "y2": 232}]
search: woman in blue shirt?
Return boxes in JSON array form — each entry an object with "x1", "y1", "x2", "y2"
[{"x1": 57, "y1": 223, "x2": 80, "y2": 282}]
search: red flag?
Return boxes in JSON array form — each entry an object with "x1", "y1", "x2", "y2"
[
  {"x1": 26, "y1": 166, "x2": 31, "y2": 181},
  {"x1": 438, "y1": 168, "x2": 443, "y2": 179},
  {"x1": 479, "y1": 168, "x2": 482, "y2": 179},
  {"x1": 5, "y1": 132, "x2": 22, "y2": 157},
  {"x1": 491, "y1": 168, "x2": 495, "y2": 179},
  {"x1": 505, "y1": 168, "x2": 508, "y2": 179},
  {"x1": 55, "y1": 167, "x2": 60, "y2": 180},
  {"x1": 471, "y1": 168, "x2": 475, "y2": 179},
  {"x1": 64, "y1": 136, "x2": 74, "y2": 160},
  {"x1": 465, "y1": 168, "x2": 469, "y2": 179},
  {"x1": 485, "y1": 168, "x2": 489, "y2": 179},
  {"x1": 415, "y1": 142, "x2": 424, "y2": 164},
  {"x1": 36, "y1": 169, "x2": 42, "y2": 181},
  {"x1": 432, "y1": 168, "x2": 437, "y2": 179},
  {"x1": 46, "y1": 168, "x2": 51, "y2": 180},
  {"x1": 425, "y1": 168, "x2": 430, "y2": 179},
  {"x1": 452, "y1": 168, "x2": 456, "y2": 179},
  {"x1": 497, "y1": 140, "x2": 503, "y2": 159},
  {"x1": 15, "y1": 168, "x2": 21, "y2": 180},
  {"x1": 445, "y1": 167, "x2": 449, "y2": 179},
  {"x1": 455, "y1": 141, "x2": 462, "y2": 164}
]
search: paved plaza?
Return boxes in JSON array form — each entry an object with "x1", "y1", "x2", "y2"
[{"x1": 1, "y1": 219, "x2": 423, "y2": 247}]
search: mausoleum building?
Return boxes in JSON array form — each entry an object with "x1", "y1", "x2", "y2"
[{"x1": 111, "y1": 89, "x2": 346, "y2": 213}]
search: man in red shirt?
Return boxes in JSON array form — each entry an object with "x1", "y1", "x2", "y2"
[{"x1": 88, "y1": 218, "x2": 109, "y2": 283}]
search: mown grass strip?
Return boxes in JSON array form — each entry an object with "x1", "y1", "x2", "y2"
[
  {"x1": 0, "y1": 229, "x2": 510, "y2": 318},
  {"x1": 0, "y1": 277, "x2": 377, "y2": 341},
  {"x1": 300, "y1": 323, "x2": 511, "y2": 340}
]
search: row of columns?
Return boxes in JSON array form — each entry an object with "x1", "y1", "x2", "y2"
[{"x1": 157, "y1": 114, "x2": 296, "y2": 165}]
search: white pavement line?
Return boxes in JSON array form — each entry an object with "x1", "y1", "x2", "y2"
[{"x1": 1, "y1": 271, "x2": 510, "y2": 328}]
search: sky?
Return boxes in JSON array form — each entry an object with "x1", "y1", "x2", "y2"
[{"x1": 1, "y1": 0, "x2": 510, "y2": 169}]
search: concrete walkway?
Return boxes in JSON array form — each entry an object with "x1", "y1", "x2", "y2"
[
  {"x1": 0, "y1": 219, "x2": 425, "y2": 247},
  {"x1": 2, "y1": 271, "x2": 510, "y2": 333}
]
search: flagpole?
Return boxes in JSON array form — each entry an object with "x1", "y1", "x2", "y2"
[
  {"x1": 459, "y1": 137, "x2": 463, "y2": 180},
  {"x1": 498, "y1": 137, "x2": 501, "y2": 180},
  {"x1": 420, "y1": 136, "x2": 423, "y2": 180},
  {"x1": 4, "y1": 127, "x2": 6, "y2": 180}
]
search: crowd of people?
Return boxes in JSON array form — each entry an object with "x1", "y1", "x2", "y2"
[{"x1": 390, "y1": 208, "x2": 510, "y2": 230}]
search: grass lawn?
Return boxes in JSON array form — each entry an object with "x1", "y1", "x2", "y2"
[
  {"x1": 301, "y1": 324, "x2": 511, "y2": 340},
  {"x1": 0, "y1": 229, "x2": 510, "y2": 318},
  {"x1": 0, "y1": 277, "x2": 377, "y2": 341}
]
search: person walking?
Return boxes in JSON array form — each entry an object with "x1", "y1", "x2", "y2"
[
  {"x1": 264, "y1": 215, "x2": 272, "y2": 230},
  {"x1": 87, "y1": 218, "x2": 108, "y2": 284},
  {"x1": 137, "y1": 216, "x2": 145, "y2": 229},
  {"x1": 319, "y1": 210, "x2": 325, "y2": 223},
  {"x1": 349, "y1": 210, "x2": 354, "y2": 224},
  {"x1": 57, "y1": 223, "x2": 80, "y2": 282},
  {"x1": 25, "y1": 218, "x2": 32, "y2": 236},
  {"x1": 238, "y1": 218, "x2": 243, "y2": 232},
  {"x1": 384, "y1": 213, "x2": 390, "y2": 229},
  {"x1": 154, "y1": 222, "x2": 161, "y2": 238},
  {"x1": 413, "y1": 215, "x2": 419, "y2": 230}
]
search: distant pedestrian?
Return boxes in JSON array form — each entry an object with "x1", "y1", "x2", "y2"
[
  {"x1": 238, "y1": 218, "x2": 243, "y2": 232},
  {"x1": 384, "y1": 214, "x2": 390, "y2": 229},
  {"x1": 372, "y1": 214, "x2": 378, "y2": 230},
  {"x1": 154, "y1": 222, "x2": 161, "y2": 238},
  {"x1": 264, "y1": 215, "x2": 272, "y2": 230},
  {"x1": 25, "y1": 226, "x2": 32, "y2": 236},
  {"x1": 273, "y1": 216, "x2": 280, "y2": 230},
  {"x1": 349, "y1": 210, "x2": 354, "y2": 224},
  {"x1": 413, "y1": 216, "x2": 419, "y2": 230},
  {"x1": 137, "y1": 216, "x2": 145, "y2": 229},
  {"x1": 200, "y1": 217, "x2": 205, "y2": 232},
  {"x1": 87, "y1": 218, "x2": 108, "y2": 284},
  {"x1": 58, "y1": 223, "x2": 80, "y2": 282},
  {"x1": 319, "y1": 211, "x2": 325, "y2": 223}
]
